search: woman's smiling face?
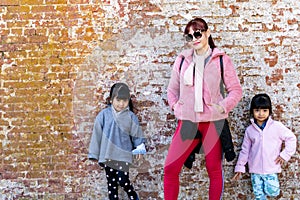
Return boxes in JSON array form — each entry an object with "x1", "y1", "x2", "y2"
[{"x1": 188, "y1": 27, "x2": 210, "y2": 54}]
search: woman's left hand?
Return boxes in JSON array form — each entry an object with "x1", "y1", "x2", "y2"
[{"x1": 209, "y1": 103, "x2": 225, "y2": 114}]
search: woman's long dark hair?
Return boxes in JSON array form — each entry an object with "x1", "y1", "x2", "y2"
[
  {"x1": 107, "y1": 83, "x2": 134, "y2": 112},
  {"x1": 184, "y1": 17, "x2": 216, "y2": 50}
]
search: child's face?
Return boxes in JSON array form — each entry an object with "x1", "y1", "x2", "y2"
[
  {"x1": 112, "y1": 97, "x2": 129, "y2": 112},
  {"x1": 253, "y1": 108, "x2": 270, "y2": 125}
]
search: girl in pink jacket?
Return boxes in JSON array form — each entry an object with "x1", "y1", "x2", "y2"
[
  {"x1": 232, "y1": 93, "x2": 297, "y2": 199},
  {"x1": 164, "y1": 17, "x2": 242, "y2": 200}
]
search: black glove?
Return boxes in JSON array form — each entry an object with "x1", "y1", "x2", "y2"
[{"x1": 224, "y1": 148, "x2": 236, "y2": 162}]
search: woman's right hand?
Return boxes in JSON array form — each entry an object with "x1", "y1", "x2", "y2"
[
  {"x1": 231, "y1": 172, "x2": 242, "y2": 181},
  {"x1": 172, "y1": 101, "x2": 179, "y2": 111}
]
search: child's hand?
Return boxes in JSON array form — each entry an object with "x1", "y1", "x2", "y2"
[
  {"x1": 275, "y1": 156, "x2": 285, "y2": 165},
  {"x1": 231, "y1": 172, "x2": 242, "y2": 181},
  {"x1": 133, "y1": 154, "x2": 143, "y2": 160}
]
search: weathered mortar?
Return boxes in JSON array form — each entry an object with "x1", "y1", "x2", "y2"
[{"x1": 0, "y1": 0, "x2": 299, "y2": 199}]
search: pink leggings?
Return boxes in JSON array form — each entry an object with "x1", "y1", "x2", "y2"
[{"x1": 164, "y1": 120, "x2": 223, "y2": 200}]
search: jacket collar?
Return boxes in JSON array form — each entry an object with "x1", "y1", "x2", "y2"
[
  {"x1": 179, "y1": 48, "x2": 225, "y2": 62},
  {"x1": 250, "y1": 117, "x2": 273, "y2": 131}
]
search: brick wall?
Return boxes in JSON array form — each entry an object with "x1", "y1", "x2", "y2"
[{"x1": 0, "y1": 0, "x2": 299, "y2": 199}]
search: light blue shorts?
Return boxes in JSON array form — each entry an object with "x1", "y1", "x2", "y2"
[{"x1": 251, "y1": 173, "x2": 280, "y2": 200}]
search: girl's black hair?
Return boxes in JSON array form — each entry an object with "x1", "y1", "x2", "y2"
[
  {"x1": 250, "y1": 93, "x2": 272, "y2": 115},
  {"x1": 108, "y1": 82, "x2": 134, "y2": 112},
  {"x1": 184, "y1": 17, "x2": 216, "y2": 50}
]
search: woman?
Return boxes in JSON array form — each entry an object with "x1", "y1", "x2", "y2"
[{"x1": 164, "y1": 17, "x2": 242, "y2": 200}]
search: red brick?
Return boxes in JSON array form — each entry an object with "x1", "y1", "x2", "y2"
[
  {"x1": 19, "y1": 0, "x2": 44, "y2": 5},
  {"x1": 0, "y1": 0, "x2": 19, "y2": 6}
]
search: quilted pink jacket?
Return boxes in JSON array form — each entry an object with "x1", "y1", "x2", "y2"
[{"x1": 167, "y1": 48, "x2": 242, "y2": 122}]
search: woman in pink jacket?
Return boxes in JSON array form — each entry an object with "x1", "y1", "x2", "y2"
[
  {"x1": 164, "y1": 17, "x2": 242, "y2": 200},
  {"x1": 232, "y1": 93, "x2": 296, "y2": 199}
]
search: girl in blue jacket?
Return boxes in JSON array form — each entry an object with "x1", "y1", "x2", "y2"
[
  {"x1": 232, "y1": 93, "x2": 296, "y2": 199},
  {"x1": 88, "y1": 82, "x2": 146, "y2": 200}
]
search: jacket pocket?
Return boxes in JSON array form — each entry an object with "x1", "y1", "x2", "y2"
[{"x1": 173, "y1": 100, "x2": 183, "y2": 117}]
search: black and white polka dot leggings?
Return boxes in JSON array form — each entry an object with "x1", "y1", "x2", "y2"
[{"x1": 104, "y1": 163, "x2": 139, "y2": 200}]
